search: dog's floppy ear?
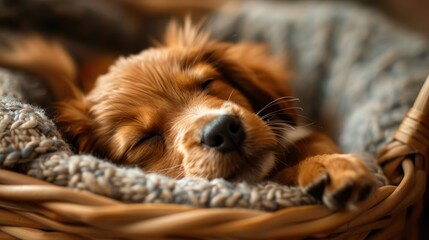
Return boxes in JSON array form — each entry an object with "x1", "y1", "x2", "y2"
[
  {"x1": 55, "y1": 99, "x2": 96, "y2": 153},
  {"x1": 0, "y1": 33, "x2": 98, "y2": 150},
  {"x1": 205, "y1": 43, "x2": 297, "y2": 124},
  {"x1": 0, "y1": 34, "x2": 81, "y2": 101}
]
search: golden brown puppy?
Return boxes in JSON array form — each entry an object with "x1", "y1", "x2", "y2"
[{"x1": 0, "y1": 21, "x2": 376, "y2": 210}]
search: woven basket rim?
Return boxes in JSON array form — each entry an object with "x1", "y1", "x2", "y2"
[{"x1": 0, "y1": 155, "x2": 425, "y2": 239}]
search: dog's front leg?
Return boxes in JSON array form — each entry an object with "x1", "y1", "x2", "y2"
[{"x1": 271, "y1": 131, "x2": 376, "y2": 210}]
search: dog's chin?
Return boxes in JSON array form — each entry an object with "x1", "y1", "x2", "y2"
[
  {"x1": 181, "y1": 150, "x2": 277, "y2": 182},
  {"x1": 227, "y1": 152, "x2": 277, "y2": 182}
]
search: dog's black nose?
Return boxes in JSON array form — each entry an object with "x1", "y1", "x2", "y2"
[{"x1": 201, "y1": 115, "x2": 245, "y2": 152}]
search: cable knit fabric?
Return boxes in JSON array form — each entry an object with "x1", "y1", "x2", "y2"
[{"x1": 1, "y1": 1, "x2": 427, "y2": 211}]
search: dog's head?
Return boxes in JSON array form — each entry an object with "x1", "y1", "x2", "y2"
[{"x1": 57, "y1": 20, "x2": 297, "y2": 181}]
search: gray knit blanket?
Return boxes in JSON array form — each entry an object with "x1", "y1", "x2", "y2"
[{"x1": 1, "y1": 1, "x2": 428, "y2": 211}]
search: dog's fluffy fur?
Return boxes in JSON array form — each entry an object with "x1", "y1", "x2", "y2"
[{"x1": 0, "y1": 20, "x2": 376, "y2": 210}]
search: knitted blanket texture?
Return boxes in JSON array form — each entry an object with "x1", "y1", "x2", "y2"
[{"x1": 1, "y1": 1, "x2": 427, "y2": 211}]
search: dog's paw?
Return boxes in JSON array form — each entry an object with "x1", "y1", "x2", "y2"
[{"x1": 299, "y1": 154, "x2": 376, "y2": 210}]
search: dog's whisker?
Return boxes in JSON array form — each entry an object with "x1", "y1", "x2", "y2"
[
  {"x1": 256, "y1": 96, "x2": 300, "y2": 115},
  {"x1": 269, "y1": 122, "x2": 295, "y2": 127},
  {"x1": 287, "y1": 113, "x2": 316, "y2": 125},
  {"x1": 272, "y1": 133, "x2": 295, "y2": 148},
  {"x1": 260, "y1": 109, "x2": 285, "y2": 120},
  {"x1": 267, "y1": 119, "x2": 295, "y2": 125},
  {"x1": 256, "y1": 97, "x2": 294, "y2": 115},
  {"x1": 270, "y1": 127, "x2": 295, "y2": 132},
  {"x1": 267, "y1": 124, "x2": 296, "y2": 132},
  {"x1": 257, "y1": 99, "x2": 299, "y2": 116},
  {"x1": 260, "y1": 107, "x2": 303, "y2": 120},
  {"x1": 227, "y1": 90, "x2": 235, "y2": 102},
  {"x1": 268, "y1": 127, "x2": 293, "y2": 133},
  {"x1": 260, "y1": 107, "x2": 303, "y2": 122},
  {"x1": 264, "y1": 112, "x2": 314, "y2": 126},
  {"x1": 267, "y1": 119, "x2": 296, "y2": 128},
  {"x1": 297, "y1": 122, "x2": 317, "y2": 128},
  {"x1": 272, "y1": 134, "x2": 296, "y2": 147}
]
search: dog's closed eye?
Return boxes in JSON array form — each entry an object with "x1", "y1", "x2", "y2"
[
  {"x1": 123, "y1": 131, "x2": 166, "y2": 167},
  {"x1": 134, "y1": 133, "x2": 163, "y2": 148},
  {"x1": 200, "y1": 78, "x2": 215, "y2": 91}
]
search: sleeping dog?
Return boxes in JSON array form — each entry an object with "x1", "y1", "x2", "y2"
[{"x1": 0, "y1": 20, "x2": 376, "y2": 210}]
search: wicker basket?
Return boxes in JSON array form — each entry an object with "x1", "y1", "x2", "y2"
[{"x1": 0, "y1": 74, "x2": 428, "y2": 239}]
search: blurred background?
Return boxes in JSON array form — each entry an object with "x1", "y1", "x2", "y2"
[{"x1": 1, "y1": 0, "x2": 429, "y2": 55}]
